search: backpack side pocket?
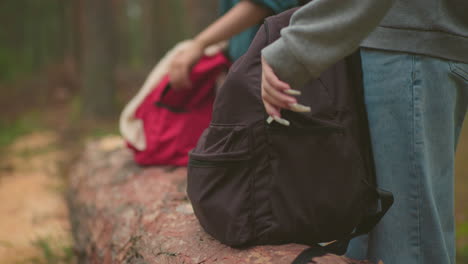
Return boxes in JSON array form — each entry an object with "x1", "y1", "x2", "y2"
[{"x1": 187, "y1": 124, "x2": 255, "y2": 246}]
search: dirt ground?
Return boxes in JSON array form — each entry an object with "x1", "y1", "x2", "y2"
[{"x1": 0, "y1": 131, "x2": 74, "y2": 264}]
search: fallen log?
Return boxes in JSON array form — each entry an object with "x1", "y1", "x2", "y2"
[{"x1": 68, "y1": 137, "x2": 373, "y2": 264}]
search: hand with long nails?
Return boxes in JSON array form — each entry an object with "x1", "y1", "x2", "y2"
[{"x1": 261, "y1": 56, "x2": 310, "y2": 126}]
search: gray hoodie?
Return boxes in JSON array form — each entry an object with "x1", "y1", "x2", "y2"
[{"x1": 262, "y1": 0, "x2": 468, "y2": 89}]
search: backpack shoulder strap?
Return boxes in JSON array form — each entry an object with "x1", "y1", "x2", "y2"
[
  {"x1": 291, "y1": 188, "x2": 394, "y2": 263},
  {"x1": 264, "y1": 8, "x2": 299, "y2": 44}
]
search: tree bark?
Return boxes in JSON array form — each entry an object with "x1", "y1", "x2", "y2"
[{"x1": 69, "y1": 138, "x2": 374, "y2": 264}]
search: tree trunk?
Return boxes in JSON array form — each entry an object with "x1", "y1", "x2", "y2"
[
  {"x1": 141, "y1": 0, "x2": 161, "y2": 70},
  {"x1": 140, "y1": 0, "x2": 219, "y2": 70},
  {"x1": 69, "y1": 137, "x2": 374, "y2": 264},
  {"x1": 81, "y1": 0, "x2": 117, "y2": 119},
  {"x1": 142, "y1": 0, "x2": 176, "y2": 69},
  {"x1": 71, "y1": 0, "x2": 84, "y2": 70},
  {"x1": 186, "y1": 0, "x2": 218, "y2": 36},
  {"x1": 111, "y1": 0, "x2": 129, "y2": 70}
]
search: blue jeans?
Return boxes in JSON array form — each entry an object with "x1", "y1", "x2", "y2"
[{"x1": 346, "y1": 49, "x2": 468, "y2": 264}]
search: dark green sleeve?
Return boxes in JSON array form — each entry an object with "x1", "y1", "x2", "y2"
[{"x1": 250, "y1": 0, "x2": 300, "y2": 14}]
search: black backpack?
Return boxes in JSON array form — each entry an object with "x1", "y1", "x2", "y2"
[{"x1": 187, "y1": 8, "x2": 393, "y2": 262}]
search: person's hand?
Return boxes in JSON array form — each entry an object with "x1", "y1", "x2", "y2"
[
  {"x1": 168, "y1": 41, "x2": 205, "y2": 90},
  {"x1": 261, "y1": 57, "x2": 310, "y2": 125},
  {"x1": 261, "y1": 56, "x2": 295, "y2": 117}
]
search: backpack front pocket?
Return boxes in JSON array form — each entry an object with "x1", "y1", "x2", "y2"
[
  {"x1": 187, "y1": 124, "x2": 255, "y2": 246},
  {"x1": 266, "y1": 118, "x2": 366, "y2": 245}
]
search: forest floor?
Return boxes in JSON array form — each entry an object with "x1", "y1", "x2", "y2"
[
  {"x1": 0, "y1": 131, "x2": 74, "y2": 264},
  {"x1": 0, "y1": 98, "x2": 119, "y2": 263}
]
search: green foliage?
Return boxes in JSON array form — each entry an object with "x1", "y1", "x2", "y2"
[
  {"x1": 459, "y1": 222, "x2": 468, "y2": 237},
  {"x1": 458, "y1": 245, "x2": 468, "y2": 264},
  {"x1": 0, "y1": 112, "x2": 43, "y2": 149},
  {"x1": 69, "y1": 96, "x2": 82, "y2": 123},
  {"x1": 16, "y1": 143, "x2": 59, "y2": 160},
  {"x1": 0, "y1": 240, "x2": 13, "y2": 248},
  {"x1": 23, "y1": 237, "x2": 75, "y2": 264},
  {"x1": 0, "y1": 0, "x2": 68, "y2": 82},
  {"x1": 0, "y1": 44, "x2": 32, "y2": 81},
  {"x1": 88, "y1": 126, "x2": 120, "y2": 139},
  {"x1": 458, "y1": 222, "x2": 468, "y2": 264},
  {"x1": 66, "y1": 95, "x2": 119, "y2": 140}
]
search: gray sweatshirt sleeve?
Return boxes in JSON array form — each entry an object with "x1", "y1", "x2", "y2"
[{"x1": 261, "y1": 0, "x2": 394, "y2": 89}]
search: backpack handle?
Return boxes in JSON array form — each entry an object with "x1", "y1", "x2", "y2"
[{"x1": 348, "y1": 188, "x2": 394, "y2": 239}]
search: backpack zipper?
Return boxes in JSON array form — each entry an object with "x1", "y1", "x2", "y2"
[
  {"x1": 266, "y1": 124, "x2": 343, "y2": 134},
  {"x1": 189, "y1": 158, "x2": 249, "y2": 168}
]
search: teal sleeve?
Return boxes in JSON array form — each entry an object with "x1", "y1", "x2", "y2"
[
  {"x1": 250, "y1": 0, "x2": 300, "y2": 14},
  {"x1": 219, "y1": 0, "x2": 232, "y2": 15},
  {"x1": 219, "y1": 0, "x2": 301, "y2": 61}
]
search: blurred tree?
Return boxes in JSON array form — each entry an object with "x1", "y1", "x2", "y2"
[
  {"x1": 113, "y1": 0, "x2": 130, "y2": 69},
  {"x1": 141, "y1": 0, "x2": 186, "y2": 69},
  {"x1": 186, "y1": 0, "x2": 218, "y2": 36},
  {"x1": 0, "y1": 0, "x2": 219, "y2": 117},
  {"x1": 0, "y1": 0, "x2": 70, "y2": 82},
  {"x1": 140, "y1": 0, "x2": 218, "y2": 70},
  {"x1": 141, "y1": 0, "x2": 163, "y2": 69},
  {"x1": 71, "y1": 0, "x2": 84, "y2": 69},
  {"x1": 81, "y1": 0, "x2": 117, "y2": 118}
]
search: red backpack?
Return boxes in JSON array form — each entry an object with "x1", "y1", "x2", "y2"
[{"x1": 128, "y1": 53, "x2": 230, "y2": 166}]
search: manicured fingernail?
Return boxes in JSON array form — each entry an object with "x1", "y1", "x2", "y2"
[
  {"x1": 273, "y1": 116, "x2": 290, "y2": 126},
  {"x1": 289, "y1": 103, "x2": 311, "y2": 113},
  {"x1": 285, "y1": 89, "x2": 301, "y2": 96},
  {"x1": 266, "y1": 116, "x2": 274, "y2": 124}
]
